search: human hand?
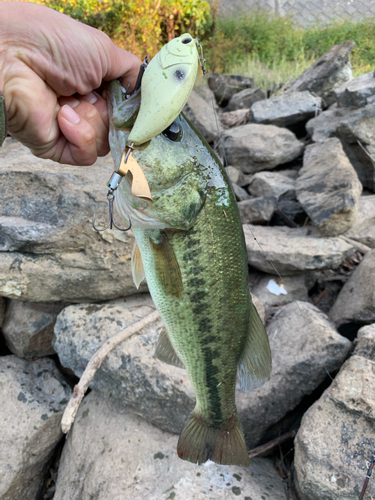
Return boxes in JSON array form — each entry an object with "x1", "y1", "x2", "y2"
[{"x1": 0, "y1": 2, "x2": 141, "y2": 165}]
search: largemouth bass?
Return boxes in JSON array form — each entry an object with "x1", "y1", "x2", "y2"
[{"x1": 107, "y1": 77, "x2": 271, "y2": 466}]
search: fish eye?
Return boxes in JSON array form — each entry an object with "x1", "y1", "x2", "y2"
[
  {"x1": 175, "y1": 69, "x2": 185, "y2": 81},
  {"x1": 162, "y1": 121, "x2": 181, "y2": 141},
  {"x1": 182, "y1": 38, "x2": 192, "y2": 44}
]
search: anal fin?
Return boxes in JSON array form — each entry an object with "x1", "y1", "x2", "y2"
[
  {"x1": 131, "y1": 241, "x2": 146, "y2": 289},
  {"x1": 238, "y1": 299, "x2": 272, "y2": 393},
  {"x1": 154, "y1": 328, "x2": 185, "y2": 369}
]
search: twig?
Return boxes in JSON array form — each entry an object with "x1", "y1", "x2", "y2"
[
  {"x1": 359, "y1": 454, "x2": 375, "y2": 500},
  {"x1": 357, "y1": 140, "x2": 375, "y2": 163},
  {"x1": 248, "y1": 430, "x2": 297, "y2": 459},
  {"x1": 61, "y1": 310, "x2": 160, "y2": 434}
]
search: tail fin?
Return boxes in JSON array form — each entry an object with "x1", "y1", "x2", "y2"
[{"x1": 177, "y1": 411, "x2": 250, "y2": 466}]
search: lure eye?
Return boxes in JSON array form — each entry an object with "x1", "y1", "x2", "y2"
[
  {"x1": 175, "y1": 69, "x2": 185, "y2": 81},
  {"x1": 182, "y1": 38, "x2": 192, "y2": 44},
  {"x1": 162, "y1": 120, "x2": 181, "y2": 141}
]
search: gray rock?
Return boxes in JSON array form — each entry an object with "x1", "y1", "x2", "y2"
[
  {"x1": 0, "y1": 356, "x2": 71, "y2": 500},
  {"x1": 286, "y1": 40, "x2": 355, "y2": 106},
  {"x1": 2, "y1": 300, "x2": 66, "y2": 357},
  {"x1": 232, "y1": 183, "x2": 252, "y2": 201},
  {"x1": 251, "y1": 275, "x2": 308, "y2": 311},
  {"x1": 251, "y1": 91, "x2": 322, "y2": 127},
  {"x1": 183, "y1": 90, "x2": 222, "y2": 143},
  {"x1": 53, "y1": 294, "x2": 195, "y2": 434},
  {"x1": 238, "y1": 301, "x2": 352, "y2": 448},
  {"x1": 249, "y1": 171, "x2": 296, "y2": 200},
  {"x1": 334, "y1": 71, "x2": 375, "y2": 108},
  {"x1": 277, "y1": 199, "x2": 306, "y2": 222},
  {"x1": 0, "y1": 138, "x2": 138, "y2": 302},
  {"x1": 243, "y1": 224, "x2": 356, "y2": 275},
  {"x1": 0, "y1": 297, "x2": 4, "y2": 327},
  {"x1": 194, "y1": 83, "x2": 218, "y2": 110},
  {"x1": 222, "y1": 124, "x2": 304, "y2": 174},
  {"x1": 306, "y1": 105, "x2": 352, "y2": 142},
  {"x1": 353, "y1": 323, "x2": 375, "y2": 360},
  {"x1": 207, "y1": 73, "x2": 254, "y2": 107},
  {"x1": 329, "y1": 248, "x2": 375, "y2": 326},
  {"x1": 294, "y1": 355, "x2": 375, "y2": 500},
  {"x1": 296, "y1": 138, "x2": 362, "y2": 236},
  {"x1": 238, "y1": 196, "x2": 277, "y2": 224},
  {"x1": 54, "y1": 391, "x2": 288, "y2": 500},
  {"x1": 220, "y1": 108, "x2": 250, "y2": 128},
  {"x1": 225, "y1": 166, "x2": 253, "y2": 187},
  {"x1": 226, "y1": 87, "x2": 266, "y2": 112},
  {"x1": 343, "y1": 195, "x2": 375, "y2": 248}
]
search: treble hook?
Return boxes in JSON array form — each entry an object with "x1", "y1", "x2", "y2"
[{"x1": 92, "y1": 190, "x2": 132, "y2": 232}]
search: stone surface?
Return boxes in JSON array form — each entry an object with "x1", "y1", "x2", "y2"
[
  {"x1": 244, "y1": 224, "x2": 356, "y2": 275},
  {"x1": 251, "y1": 275, "x2": 308, "y2": 311},
  {"x1": 334, "y1": 71, "x2": 375, "y2": 108},
  {"x1": 251, "y1": 91, "x2": 322, "y2": 127},
  {"x1": 207, "y1": 73, "x2": 254, "y2": 107},
  {"x1": 53, "y1": 294, "x2": 195, "y2": 434},
  {"x1": 248, "y1": 171, "x2": 296, "y2": 200},
  {"x1": 294, "y1": 355, "x2": 375, "y2": 500},
  {"x1": 222, "y1": 124, "x2": 304, "y2": 174},
  {"x1": 353, "y1": 323, "x2": 375, "y2": 360},
  {"x1": 238, "y1": 196, "x2": 277, "y2": 224},
  {"x1": 2, "y1": 300, "x2": 66, "y2": 357},
  {"x1": 344, "y1": 195, "x2": 375, "y2": 248},
  {"x1": 0, "y1": 297, "x2": 4, "y2": 327},
  {"x1": 225, "y1": 166, "x2": 253, "y2": 187},
  {"x1": 296, "y1": 138, "x2": 362, "y2": 236},
  {"x1": 54, "y1": 391, "x2": 288, "y2": 500},
  {"x1": 238, "y1": 301, "x2": 352, "y2": 448},
  {"x1": 194, "y1": 83, "x2": 218, "y2": 110},
  {"x1": 0, "y1": 138, "x2": 138, "y2": 302},
  {"x1": 232, "y1": 183, "x2": 252, "y2": 201},
  {"x1": 286, "y1": 40, "x2": 355, "y2": 106},
  {"x1": 226, "y1": 87, "x2": 266, "y2": 112},
  {"x1": 183, "y1": 90, "x2": 222, "y2": 143},
  {"x1": 305, "y1": 105, "x2": 352, "y2": 142},
  {"x1": 0, "y1": 355, "x2": 71, "y2": 500},
  {"x1": 329, "y1": 249, "x2": 375, "y2": 326},
  {"x1": 220, "y1": 109, "x2": 250, "y2": 128}
]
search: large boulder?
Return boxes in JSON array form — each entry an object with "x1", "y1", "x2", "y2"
[
  {"x1": 334, "y1": 71, "x2": 375, "y2": 108},
  {"x1": 0, "y1": 138, "x2": 138, "y2": 302},
  {"x1": 226, "y1": 87, "x2": 266, "y2": 112},
  {"x1": 0, "y1": 356, "x2": 71, "y2": 500},
  {"x1": 2, "y1": 300, "x2": 66, "y2": 357},
  {"x1": 306, "y1": 105, "x2": 352, "y2": 142},
  {"x1": 244, "y1": 224, "x2": 356, "y2": 275},
  {"x1": 353, "y1": 323, "x2": 375, "y2": 359},
  {"x1": 296, "y1": 138, "x2": 362, "y2": 236},
  {"x1": 54, "y1": 391, "x2": 288, "y2": 500},
  {"x1": 294, "y1": 355, "x2": 375, "y2": 500},
  {"x1": 248, "y1": 170, "x2": 296, "y2": 200},
  {"x1": 222, "y1": 124, "x2": 304, "y2": 174},
  {"x1": 329, "y1": 248, "x2": 375, "y2": 326},
  {"x1": 286, "y1": 40, "x2": 355, "y2": 106},
  {"x1": 207, "y1": 73, "x2": 254, "y2": 107},
  {"x1": 343, "y1": 195, "x2": 375, "y2": 248},
  {"x1": 251, "y1": 91, "x2": 322, "y2": 127},
  {"x1": 251, "y1": 274, "x2": 308, "y2": 312},
  {"x1": 183, "y1": 90, "x2": 222, "y2": 142},
  {"x1": 238, "y1": 196, "x2": 277, "y2": 225}
]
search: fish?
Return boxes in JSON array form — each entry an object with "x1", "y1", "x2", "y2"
[{"x1": 107, "y1": 68, "x2": 271, "y2": 467}]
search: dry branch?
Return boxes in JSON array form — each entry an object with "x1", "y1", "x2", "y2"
[{"x1": 248, "y1": 429, "x2": 297, "y2": 459}]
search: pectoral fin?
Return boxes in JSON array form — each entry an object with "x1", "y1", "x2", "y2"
[
  {"x1": 154, "y1": 328, "x2": 185, "y2": 369},
  {"x1": 150, "y1": 232, "x2": 183, "y2": 299},
  {"x1": 131, "y1": 241, "x2": 146, "y2": 289},
  {"x1": 238, "y1": 300, "x2": 272, "y2": 393}
]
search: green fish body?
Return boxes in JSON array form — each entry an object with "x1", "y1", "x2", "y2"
[{"x1": 108, "y1": 79, "x2": 272, "y2": 466}]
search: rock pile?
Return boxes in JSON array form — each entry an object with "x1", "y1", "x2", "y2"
[{"x1": 1, "y1": 40, "x2": 375, "y2": 499}]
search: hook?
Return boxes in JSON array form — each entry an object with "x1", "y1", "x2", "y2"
[
  {"x1": 92, "y1": 190, "x2": 132, "y2": 232},
  {"x1": 195, "y1": 39, "x2": 206, "y2": 76}
]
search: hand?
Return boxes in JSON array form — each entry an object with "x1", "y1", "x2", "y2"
[{"x1": 0, "y1": 2, "x2": 141, "y2": 165}]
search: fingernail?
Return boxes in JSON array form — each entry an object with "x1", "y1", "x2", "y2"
[
  {"x1": 61, "y1": 104, "x2": 80, "y2": 124},
  {"x1": 81, "y1": 92, "x2": 98, "y2": 104}
]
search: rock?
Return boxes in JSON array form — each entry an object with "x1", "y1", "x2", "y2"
[
  {"x1": 296, "y1": 138, "x2": 362, "y2": 236},
  {"x1": 329, "y1": 249, "x2": 375, "y2": 326},
  {"x1": 251, "y1": 91, "x2": 322, "y2": 127},
  {"x1": 2, "y1": 300, "x2": 66, "y2": 358},
  {"x1": 54, "y1": 391, "x2": 288, "y2": 500},
  {"x1": 248, "y1": 171, "x2": 296, "y2": 200},
  {"x1": 183, "y1": 90, "x2": 222, "y2": 143},
  {"x1": 294, "y1": 355, "x2": 375, "y2": 500},
  {"x1": 334, "y1": 71, "x2": 375, "y2": 108},
  {"x1": 225, "y1": 166, "x2": 253, "y2": 187},
  {"x1": 306, "y1": 105, "x2": 352, "y2": 142},
  {"x1": 243, "y1": 224, "x2": 356, "y2": 275},
  {"x1": 207, "y1": 73, "x2": 254, "y2": 107},
  {"x1": 222, "y1": 124, "x2": 304, "y2": 174},
  {"x1": 0, "y1": 355, "x2": 71, "y2": 500},
  {"x1": 344, "y1": 196, "x2": 375, "y2": 248},
  {"x1": 194, "y1": 83, "x2": 218, "y2": 110},
  {"x1": 53, "y1": 294, "x2": 195, "y2": 434},
  {"x1": 353, "y1": 323, "x2": 375, "y2": 360},
  {"x1": 0, "y1": 297, "x2": 4, "y2": 327},
  {"x1": 0, "y1": 138, "x2": 138, "y2": 302},
  {"x1": 226, "y1": 87, "x2": 266, "y2": 112},
  {"x1": 286, "y1": 40, "x2": 355, "y2": 106},
  {"x1": 251, "y1": 275, "x2": 308, "y2": 311},
  {"x1": 237, "y1": 301, "x2": 352, "y2": 448},
  {"x1": 232, "y1": 183, "x2": 251, "y2": 201},
  {"x1": 220, "y1": 109, "x2": 250, "y2": 128},
  {"x1": 277, "y1": 199, "x2": 306, "y2": 224},
  {"x1": 238, "y1": 196, "x2": 277, "y2": 224}
]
